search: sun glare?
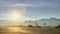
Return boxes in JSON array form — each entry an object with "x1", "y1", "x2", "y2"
[
  {"x1": 12, "y1": 13, "x2": 19, "y2": 21},
  {"x1": 8, "y1": 27, "x2": 28, "y2": 33},
  {"x1": 6, "y1": 9, "x2": 26, "y2": 22}
]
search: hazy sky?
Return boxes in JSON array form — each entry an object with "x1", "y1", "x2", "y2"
[
  {"x1": 0, "y1": 0, "x2": 60, "y2": 26},
  {"x1": 0, "y1": 0, "x2": 60, "y2": 19}
]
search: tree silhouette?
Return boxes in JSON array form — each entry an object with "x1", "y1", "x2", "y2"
[
  {"x1": 55, "y1": 24, "x2": 60, "y2": 28},
  {"x1": 34, "y1": 20, "x2": 41, "y2": 28},
  {"x1": 35, "y1": 21, "x2": 38, "y2": 26}
]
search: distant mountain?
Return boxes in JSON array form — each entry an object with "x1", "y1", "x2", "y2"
[
  {"x1": 0, "y1": 18, "x2": 60, "y2": 27},
  {"x1": 35, "y1": 18, "x2": 60, "y2": 27}
]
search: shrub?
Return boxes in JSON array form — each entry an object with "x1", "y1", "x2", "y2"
[
  {"x1": 28, "y1": 25, "x2": 33, "y2": 27},
  {"x1": 55, "y1": 24, "x2": 60, "y2": 28},
  {"x1": 36, "y1": 26, "x2": 41, "y2": 28}
]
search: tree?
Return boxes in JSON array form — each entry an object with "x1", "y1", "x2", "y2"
[
  {"x1": 34, "y1": 20, "x2": 41, "y2": 28},
  {"x1": 28, "y1": 25, "x2": 33, "y2": 27},
  {"x1": 55, "y1": 24, "x2": 60, "y2": 28}
]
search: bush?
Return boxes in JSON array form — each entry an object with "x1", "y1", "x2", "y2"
[
  {"x1": 28, "y1": 25, "x2": 33, "y2": 27},
  {"x1": 36, "y1": 26, "x2": 41, "y2": 28},
  {"x1": 55, "y1": 24, "x2": 60, "y2": 28}
]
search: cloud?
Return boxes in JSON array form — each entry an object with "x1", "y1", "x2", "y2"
[
  {"x1": 9, "y1": 3, "x2": 34, "y2": 9},
  {"x1": 0, "y1": 0, "x2": 60, "y2": 20},
  {"x1": 9, "y1": 2, "x2": 59, "y2": 9},
  {"x1": 0, "y1": 0, "x2": 59, "y2": 11},
  {"x1": 0, "y1": 0, "x2": 60, "y2": 11}
]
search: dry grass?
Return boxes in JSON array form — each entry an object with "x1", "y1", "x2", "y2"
[{"x1": 0, "y1": 26, "x2": 60, "y2": 34}]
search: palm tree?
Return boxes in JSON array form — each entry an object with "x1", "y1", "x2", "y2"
[
  {"x1": 35, "y1": 20, "x2": 38, "y2": 27},
  {"x1": 44, "y1": 23, "x2": 46, "y2": 27}
]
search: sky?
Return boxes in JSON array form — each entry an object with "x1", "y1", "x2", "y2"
[
  {"x1": 0, "y1": 0, "x2": 60, "y2": 20},
  {"x1": 0, "y1": 0, "x2": 60, "y2": 26}
]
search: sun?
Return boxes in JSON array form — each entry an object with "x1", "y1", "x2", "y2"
[
  {"x1": 12, "y1": 13, "x2": 19, "y2": 21},
  {"x1": 6, "y1": 9, "x2": 26, "y2": 22}
]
